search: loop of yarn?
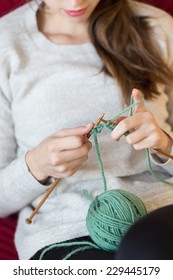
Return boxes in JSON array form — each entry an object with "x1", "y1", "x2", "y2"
[
  {"x1": 86, "y1": 189, "x2": 147, "y2": 252},
  {"x1": 90, "y1": 121, "x2": 117, "y2": 135}
]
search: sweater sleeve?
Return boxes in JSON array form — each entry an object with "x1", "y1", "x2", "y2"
[
  {"x1": 150, "y1": 145, "x2": 173, "y2": 175},
  {"x1": 0, "y1": 53, "x2": 52, "y2": 218}
]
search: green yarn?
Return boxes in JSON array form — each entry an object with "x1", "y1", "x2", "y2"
[
  {"x1": 39, "y1": 94, "x2": 172, "y2": 260},
  {"x1": 86, "y1": 189, "x2": 147, "y2": 252},
  {"x1": 39, "y1": 241, "x2": 100, "y2": 260},
  {"x1": 84, "y1": 112, "x2": 147, "y2": 253},
  {"x1": 92, "y1": 130, "x2": 107, "y2": 192}
]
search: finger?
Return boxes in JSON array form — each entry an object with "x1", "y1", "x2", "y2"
[
  {"x1": 111, "y1": 113, "x2": 145, "y2": 140},
  {"x1": 55, "y1": 156, "x2": 88, "y2": 176},
  {"x1": 53, "y1": 123, "x2": 94, "y2": 138},
  {"x1": 111, "y1": 116, "x2": 127, "y2": 125},
  {"x1": 133, "y1": 135, "x2": 157, "y2": 150},
  {"x1": 54, "y1": 142, "x2": 92, "y2": 163},
  {"x1": 126, "y1": 127, "x2": 149, "y2": 145},
  {"x1": 132, "y1": 88, "x2": 146, "y2": 114},
  {"x1": 49, "y1": 136, "x2": 92, "y2": 151}
]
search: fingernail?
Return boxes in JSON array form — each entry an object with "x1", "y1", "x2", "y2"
[{"x1": 132, "y1": 88, "x2": 138, "y2": 94}]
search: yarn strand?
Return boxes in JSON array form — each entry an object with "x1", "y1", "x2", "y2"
[{"x1": 91, "y1": 130, "x2": 107, "y2": 192}]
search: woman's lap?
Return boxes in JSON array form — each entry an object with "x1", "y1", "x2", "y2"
[{"x1": 31, "y1": 205, "x2": 173, "y2": 260}]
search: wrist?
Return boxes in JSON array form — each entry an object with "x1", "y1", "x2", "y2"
[
  {"x1": 162, "y1": 131, "x2": 173, "y2": 153},
  {"x1": 151, "y1": 132, "x2": 173, "y2": 161},
  {"x1": 25, "y1": 150, "x2": 49, "y2": 183}
]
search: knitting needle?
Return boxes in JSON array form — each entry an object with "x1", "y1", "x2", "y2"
[
  {"x1": 101, "y1": 118, "x2": 173, "y2": 160},
  {"x1": 25, "y1": 178, "x2": 61, "y2": 224},
  {"x1": 153, "y1": 149, "x2": 173, "y2": 160},
  {"x1": 86, "y1": 113, "x2": 105, "y2": 138},
  {"x1": 25, "y1": 113, "x2": 105, "y2": 224}
]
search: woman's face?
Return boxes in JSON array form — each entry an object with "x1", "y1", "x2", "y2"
[{"x1": 43, "y1": 0, "x2": 101, "y2": 21}]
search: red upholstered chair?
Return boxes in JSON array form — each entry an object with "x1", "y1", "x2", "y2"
[
  {"x1": 0, "y1": 0, "x2": 172, "y2": 260},
  {"x1": 143, "y1": 0, "x2": 173, "y2": 15},
  {"x1": 0, "y1": 0, "x2": 25, "y2": 17}
]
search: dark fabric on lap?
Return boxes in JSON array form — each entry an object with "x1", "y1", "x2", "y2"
[
  {"x1": 116, "y1": 205, "x2": 173, "y2": 260},
  {"x1": 30, "y1": 236, "x2": 115, "y2": 260}
]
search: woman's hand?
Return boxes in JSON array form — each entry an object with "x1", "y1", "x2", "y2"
[
  {"x1": 25, "y1": 123, "x2": 94, "y2": 182},
  {"x1": 111, "y1": 89, "x2": 172, "y2": 152}
]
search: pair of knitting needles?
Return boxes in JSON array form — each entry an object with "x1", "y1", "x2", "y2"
[{"x1": 26, "y1": 114, "x2": 173, "y2": 224}]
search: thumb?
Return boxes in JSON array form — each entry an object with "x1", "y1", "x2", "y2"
[{"x1": 132, "y1": 88, "x2": 146, "y2": 114}]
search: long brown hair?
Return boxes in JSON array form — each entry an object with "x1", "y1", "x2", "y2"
[{"x1": 89, "y1": 0, "x2": 173, "y2": 103}]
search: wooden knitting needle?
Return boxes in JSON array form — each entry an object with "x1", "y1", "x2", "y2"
[
  {"x1": 25, "y1": 113, "x2": 105, "y2": 224},
  {"x1": 101, "y1": 118, "x2": 173, "y2": 160},
  {"x1": 86, "y1": 113, "x2": 105, "y2": 138},
  {"x1": 153, "y1": 149, "x2": 173, "y2": 160},
  {"x1": 25, "y1": 178, "x2": 61, "y2": 224}
]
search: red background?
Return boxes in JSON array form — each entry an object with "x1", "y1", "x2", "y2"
[{"x1": 0, "y1": 0, "x2": 173, "y2": 17}]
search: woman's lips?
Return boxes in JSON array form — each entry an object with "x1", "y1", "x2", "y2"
[{"x1": 64, "y1": 8, "x2": 87, "y2": 17}]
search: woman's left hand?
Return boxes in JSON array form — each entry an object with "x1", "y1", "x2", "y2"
[{"x1": 111, "y1": 88, "x2": 172, "y2": 152}]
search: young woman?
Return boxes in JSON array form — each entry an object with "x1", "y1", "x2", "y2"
[{"x1": 0, "y1": 0, "x2": 173, "y2": 260}]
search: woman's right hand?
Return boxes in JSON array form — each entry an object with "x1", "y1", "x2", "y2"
[{"x1": 25, "y1": 123, "x2": 94, "y2": 182}]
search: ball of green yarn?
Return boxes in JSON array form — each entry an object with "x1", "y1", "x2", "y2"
[{"x1": 86, "y1": 189, "x2": 147, "y2": 252}]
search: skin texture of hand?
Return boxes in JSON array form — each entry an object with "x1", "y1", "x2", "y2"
[
  {"x1": 25, "y1": 123, "x2": 94, "y2": 182},
  {"x1": 111, "y1": 89, "x2": 173, "y2": 153}
]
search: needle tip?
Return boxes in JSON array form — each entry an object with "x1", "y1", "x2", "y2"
[{"x1": 99, "y1": 113, "x2": 105, "y2": 119}]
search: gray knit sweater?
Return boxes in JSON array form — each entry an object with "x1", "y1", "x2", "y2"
[{"x1": 0, "y1": 1, "x2": 173, "y2": 259}]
